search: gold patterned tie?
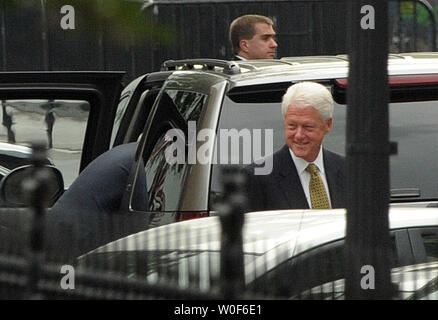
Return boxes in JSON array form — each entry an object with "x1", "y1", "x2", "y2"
[{"x1": 306, "y1": 163, "x2": 330, "y2": 209}]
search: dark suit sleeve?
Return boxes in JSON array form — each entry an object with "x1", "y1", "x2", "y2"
[{"x1": 45, "y1": 142, "x2": 150, "y2": 259}]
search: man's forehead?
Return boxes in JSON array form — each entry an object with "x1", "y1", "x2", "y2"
[{"x1": 253, "y1": 22, "x2": 276, "y2": 35}]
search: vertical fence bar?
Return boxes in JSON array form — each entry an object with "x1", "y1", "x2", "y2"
[
  {"x1": 345, "y1": 0, "x2": 395, "y2": 299},
  {"x1": 40, "y1": 0, "x2": 49, "y2": 71},
  {"x1": 217, "y1": 166, "x2": 246, "y2": 299},
  {"x1": 97, "y1": 0, "x2": 105, "y2": 71},
  {"x1": 24, "y1": 142, "x2": 51, "y2": 299},
  {"x1": 0, "y1": 1, "x2": 6, "y2": 71}
]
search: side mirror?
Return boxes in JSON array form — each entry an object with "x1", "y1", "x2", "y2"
[{"x1": 0, "y1": 165, "x2": 64, "y2": 207}]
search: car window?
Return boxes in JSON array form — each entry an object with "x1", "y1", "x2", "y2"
[
  {"x1": 145, "y1": 132, "x2": 189, "y2": 212},
  {"x1": 423, "y1": 234, "x2": 438, "y2": 262},
  {"x1": 166, "y1": 90, "x2": 206, "y2": 122},
  {"x1": 210, "y1": 96, "x2": 284, "y2": 200},
  {"x1": 136, "y1": 89, "x2": 207, "y2": 212},
  {"x1": 110, "y1": 93, "x2": 130, "y2": 147},
  {"x1": 325, "y1": 100, "x2": 438, "y2": 202},
  {"x1": 0, "y1": 99, "x2": 89, "y2": 187},
  {"x1": 408, "y1": 227, "x2": 438, "y2": 263},
  {"x1": 209, "y1": 90, "x2": 438, "y2": 206},
  {"x1": 251, "y1": 234, "x2": 400, "y2": 297}
]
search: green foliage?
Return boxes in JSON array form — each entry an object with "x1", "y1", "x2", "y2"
[{"x1": 400, "y1": 1, "x2": 438, "y2": 27}]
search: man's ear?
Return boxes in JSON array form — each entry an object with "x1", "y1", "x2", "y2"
[
  {"x1": 239, "y1": 39, "x2": 249, "y2": 53},
  {"x1": 325, "y1": 118, "x2": 333, "y2": 133}
]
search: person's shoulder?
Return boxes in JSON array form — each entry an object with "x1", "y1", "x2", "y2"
[
  {"x1": 231, "y1": 55, "x2": 244, "y2": 61},
  {"x1": 244, "y1": 145, "x2": 288, "y2": 175},
  {"x1": 84, "y1": 142, "x2": 139, "y2": 173},
  {"x1": 100, "y1": 142, "x2": 138, "y2": 160},
  {"x1": 323, "y1": 148, "x2": 345, "y2": 172},
  {"x1": 323, "y1": 148, "x2": 345, "y2": 160}
]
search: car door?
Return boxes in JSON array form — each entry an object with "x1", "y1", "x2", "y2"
[
  {"x1": 110, "y1": 71, "x2": 173, "y2": 148},
  {"x1": 0, "y1": 71, "x2": 124, "y2": 189},
  {"x1": 121, "y1": 74, "x2": 229, "y2": 227}
]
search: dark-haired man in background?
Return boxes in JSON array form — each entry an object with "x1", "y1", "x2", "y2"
[{"x1": 229, "y1": 14, "x2": 278, "y2": 60}]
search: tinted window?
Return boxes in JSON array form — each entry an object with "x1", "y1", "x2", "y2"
[
  {"x1": 145, "y1": 133, "x2": 189, "y2": 212},
  {"x1": 136, "y1": 90, "x2": 207, "y2": 212},
  {"x1": 166, "y1": 90, "x2": 206, "y2": 122},
  {"x1": 110, "y1": 94, "x2": 130, "y2": 147},
  {"x1": 210, "y1": 96, "x2": 283, "y2": 198},
  {"x1": 423, "y1": 233, "x2": 438, "y2": 262}
]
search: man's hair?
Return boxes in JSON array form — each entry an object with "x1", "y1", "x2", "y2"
[
  {"x1": 229, "y1": 14, "x2": 274, "y2": 55},
  {"x1": 281, "y1": 82, "x2": 334, "y2": 120}
]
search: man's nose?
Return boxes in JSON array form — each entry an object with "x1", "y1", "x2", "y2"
[
  {"x1": 271, "y1": 38, "x2": 278, "y2": 48},
  {"x1": 295, "y1": 126, "x2": 306, "y2": 138}
]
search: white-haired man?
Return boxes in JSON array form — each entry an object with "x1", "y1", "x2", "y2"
[{"x1": 245, "y1": 81, "x2": 345, "y2": 211}]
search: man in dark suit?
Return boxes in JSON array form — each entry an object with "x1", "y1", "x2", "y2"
[
  {"x1": 46, "y1": 142, "x2": 150, "y2": 259},
  {"x1": 245, "y1": 81, "x2": 345, "y2": 211},
  {"x1": 229, "y1": 14, "x2": 278, "y2": 60}
]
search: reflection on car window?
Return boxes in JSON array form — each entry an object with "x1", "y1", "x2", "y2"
[
  {"x1": 134, "y1": 90, "x2": 207, "y2": 213},
  {"x1": 210, "y1": 96, "x2": 284, "y2": 201},
  {"x1": 145, "y1": 133, "x2": 188, "y2": 212},
  {"x1": 254, "y1": 235, "x2": 399, "y2": 298},
  {"x1": 110, "y1": 94, "x2": 131, "y2": 147},
  {"x1": 167, "y1": 90, "x2": 206, "y2": 121},
  {"x1": 422, "y1": 234, "x2": 438, "y2": 262},
  {"x1": 0, "y1": 99, "x2": 90, "y2": 187}
]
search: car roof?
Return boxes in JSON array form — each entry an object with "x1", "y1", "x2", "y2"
[
  {"x1": 161, "y1": 52, "x2": 438, "y2": 90},
  {"x1": 84, "y1": 207, "x2": 438, "y2": 256}
]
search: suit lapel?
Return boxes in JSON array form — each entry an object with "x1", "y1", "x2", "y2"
[{"x1": 276, "y1": 145, "x2": 309, "y2": 209}]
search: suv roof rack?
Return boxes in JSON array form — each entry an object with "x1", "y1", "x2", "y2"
[{"x1": 161, "y1": 59, "x2": 241, "y2": 75}]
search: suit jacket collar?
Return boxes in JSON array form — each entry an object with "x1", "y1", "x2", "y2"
[
  {"x1": 233, "y1": 55, "x2": 247, "y2": 61},
  {"x1": 275, "y1": 145, "x2": 310, "y2": 209},
  {"x1": 275, "y1": 145, "x2": 344, "y2": 209}
]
